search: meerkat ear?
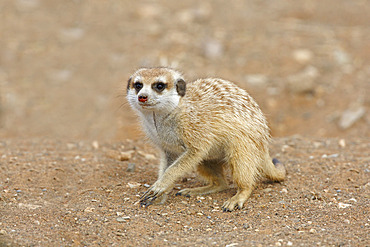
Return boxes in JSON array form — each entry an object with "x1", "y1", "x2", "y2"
[
  {"x1": 127, "y1": 77, "x2": 132, "y2": 93},
  {"x1": 176, "y1": 79, "x2": 186, "y2": 96}
]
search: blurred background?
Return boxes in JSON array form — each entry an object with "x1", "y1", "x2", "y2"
[{"x1": 0, "y1": 0, "x2": 369, "y2": 141}]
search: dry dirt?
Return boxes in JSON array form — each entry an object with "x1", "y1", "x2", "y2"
[
  {"x1": 0, "y1": 0, "x2": 369, "y2": 246},
  {"x1": 0, "y1": 138, "x2": 369, "y2": 246}
]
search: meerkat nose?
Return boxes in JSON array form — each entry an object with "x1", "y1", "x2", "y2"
[{"x1": 138, "y1": 94, "x2": 148, "y2": 103}]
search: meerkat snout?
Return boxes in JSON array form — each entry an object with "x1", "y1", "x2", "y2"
[{"x1": 138, "y1": 93, "x2": 148, "y2": 103}]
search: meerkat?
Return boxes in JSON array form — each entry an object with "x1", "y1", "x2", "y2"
[{"x1": 126, "y1": 67, "x2": 286, "y2": 212}]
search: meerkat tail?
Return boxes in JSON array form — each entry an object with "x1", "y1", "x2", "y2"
[{"x1": 262, "y1": 157, "x2": 286, "y2": 182}]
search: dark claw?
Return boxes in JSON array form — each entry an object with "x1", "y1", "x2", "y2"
[
  {"x1": 139, "y1": 190, "x2": 159, "y2": 208},
  {"x1": 175, "y1": 192, "x2": 190, "y2": 198},
  {"x1": 143, "y1": 196, "x2": 157, "y2": 207},
  {"x1": 140, "y1": 200, "x2": 152, "y2": 208},
  {"x1": 140, "y1": 191, "x2": 149, "y2": 200},
  {"x1": 222, "y1": 208, "x2": 230, "y2": 212}
]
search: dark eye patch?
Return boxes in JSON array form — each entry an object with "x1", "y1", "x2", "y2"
[
  {"x1": 133, "y1": 82, "x2": 143, "y2": 92},
  {"x1": 152, "y1": 82, "x2": 167, "y2": 92}
]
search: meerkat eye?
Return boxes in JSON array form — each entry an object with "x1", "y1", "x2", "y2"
[
  {"x1": 133, "y1": 82, "x2": 143, "y2": 92},
  {"x1": 152, "y1": 82, "x2": 167, "y2": 92}
]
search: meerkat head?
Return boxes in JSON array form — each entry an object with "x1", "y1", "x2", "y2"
[{"x1": 126, "y1": 67, "x2": 186, "y2": 114}]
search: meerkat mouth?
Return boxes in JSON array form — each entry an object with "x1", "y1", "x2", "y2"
[{"x1": 139, "y1": 102, "x2": 158, "y2": 108}]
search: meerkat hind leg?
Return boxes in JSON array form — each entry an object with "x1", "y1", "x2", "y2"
[
  {"x1": 176, "y1": 160, "x2": 228, "y2": 196},
  {"x1": 222, "y1": 153, "x2": 257, "y2": 212}
]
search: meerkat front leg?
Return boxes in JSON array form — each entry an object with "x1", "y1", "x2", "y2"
[
  {"x1": 140, "y1": 150, "x2": 206, "y2": 207},
  {"x1": 155, "y1": 151, "x2": 179, "y2": 204},
  {"x1": 158, "y1": 151, "x2": 178, "y2": 178}
]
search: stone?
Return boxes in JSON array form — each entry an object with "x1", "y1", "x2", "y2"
[
  {"x1": 203, "y1": 39, "x2": 223, "y2": 59},
  {"x1": 106, "y1": 150, "x2": 132, "y2": 161},
  {"x1": 338, "y1": 139, "x2": 346, "y2": 148},
  {"x1": 127, "y1": 182, "x2": 141, "y2": 188},
  {"x1": 84, "y1": 207, "x2": 95, "y2": 213},
  {"x1": 245, "y1": 74, "x2": 268, "y2": 87},
  {"x1": 292, "y1": 49, "x2": 313, "y2": 64},
  {"x1": 287, "y1": 66, "x2": 319, "y2": 94},
  {"x1": 338, "y1": 202, "x2": 352, "y2": 209},
  {"x1": 92, "y1": 141, "x2": 99, "y2": 149},
  {"x1": 339, "y1": 106, "x2": 366, "y2": 129},
  {"x1": 126, "y1": 163, "x2": 136, "y2": 172}
]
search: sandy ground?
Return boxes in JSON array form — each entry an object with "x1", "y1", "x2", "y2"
[
  {"x1": 0, "y1": 138, "x2": 369, "y2": 246},
  {"x1": 0, "y1": 0, "x2": 369, "y2": 246}
]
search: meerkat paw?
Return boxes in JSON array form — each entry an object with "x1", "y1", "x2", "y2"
[
  {"x1": 139, "y1": 181, "x2": 170, "y2": 207},
  {"x1": 176, "y1": 184, "x2": 228, "y2": 197},
  {"x1": 222, "y1": 196, "x2": 245, "y2": 212},
  {"x1": 222, "y1": 189, "x2": 252, "y2": 212}
]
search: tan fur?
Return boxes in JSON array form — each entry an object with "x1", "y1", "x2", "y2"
[{"x1": 126, "y1": 67, "x2": 286, "y2": 211}]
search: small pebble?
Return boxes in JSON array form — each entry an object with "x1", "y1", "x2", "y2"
[
  {"x1": 119, "y1": 152, "x2": 132, "y2": 161},
  {"x1": 138, "y1": 151, "x2": 156, "y2": 161},
  {"x1": 338, "y1": 202, "x2": 352, "y2": 209},
  {"x1": 92, "y1": 141, "x2": 99, "y2": 149},
  {"x1": 106, "y1": 150, "x2": 132, "y2": 161},
  {"x1": 292, "y1": 49, "x2": 313, "y2": 63},
  {"x1": 127, "y1": 182, "x2": 141, "y2": 188},
  {"x1": 339, "y1": 139, "x2": 346, "y2": 148},
  {"x1": 339, "y1": 106, "x2": 365, "y2": 129},
  {"x1": 203, "y1": 39, "x2": 224, "y2": 59},
  {"x1": 116, "y1": 216, "x2": 130, "y2": 222},
  {"x1": 84, "y1": 207, "x2": 95, "y2": 213},
  {"x1": 225, "y1": 243, "x2": 238, "y2": 247},
  {"x1": 328, "y1": 153, "x2": 339, "y2": 158},
  {"x1": 126, "y1": 163, "x2": 136, "y2": 172},
  {"x1": 116, "y1": 217, "x2": 126, "y2": 222}
]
